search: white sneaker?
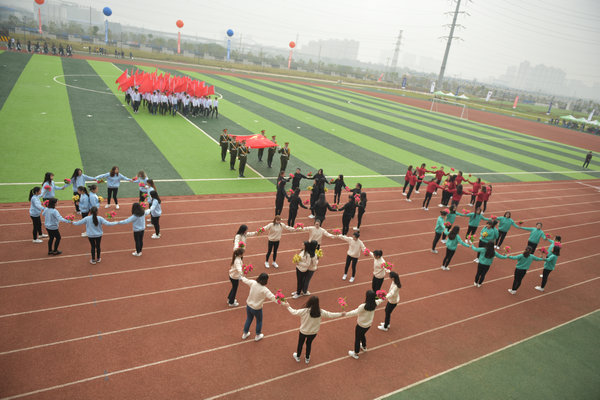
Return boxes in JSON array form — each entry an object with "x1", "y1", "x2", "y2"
[
  {"x1": 535, "y1": 286, "x2": 544, "y2": 292},
  {"x1": 415, "y1": 191, "x2": 420, "y2": 194},
  {"x1": 292, "y1": 353, "x2": 300, "y2": 362},
  {"x1": 474, "y1": 282, "x2": 478, "y2": 286},
  {"x1": 477, "y1": 284, "x2": 481, "y2": 288},
  {"x1": 255, "y1": 333, "x2": 264, "y2": 342},
  {"x1": 242, "y1": 332, "x2": 251, "y2": 340},
  {"x1": 33, "y1": 239, "x2": 43, "y2": 243},
  {"x1": 431, "y1": 249, "x2": 438, "y2": 254},
  {"x1": 494, "y1": 245, "x2": 499, "y2": 249},
  {"x1": 303, "y1": 291, "x2": 311, "y2": 295},
  {"x1": 349, "y1": 277, "x2": 355, "y2": 283},
  {"x1": 342, "y1": 274, "x2": 347, "y2": 280},
  {"x1": 377, "y1": 325, "x2": 388, "y2": 332},
  {"x1": 474, "y1": 258, "x2": 479, "y2": 263},
  {"x1": 438, "y1": 204, "x2": 443, "y2": 207},
  {"x1": 104, "y1": 204, "x2": 110, "y2": 209},
  {"x1": 353, "y1": 227, "x2": 358, "y2": 231},
  {"x1": 132, "y1": 252, "x2": 142, "y2": 256},
  {"x1": 305, "y1": 357, "x2": 310, "y2": 364},
  {"x1": 360, "y1": 344, "x2": 367, "y2": 352},
  {"x1": 116, "y1": 204, "x2": 120, "y2": 209},
  {"x1": 151, "y1": 233, "x2": 161, "y2": 239},
  {"x1": 406, "y1": 199, "x2": 412, "y2": 202},
  {"x1": 441, "y1": 266, "x2": 446, "y2": 270},
  {"x1": 348, "y1": 350, "x2": 359, "y2": 359},
  {"x1": 308, "y1": 215, "x2": 315, "y2": 219},
  {"x1": 508, "y1": 289, "x2": 516, "y2": 295},
  {"x1": 272, "y1": 262, "x2": 279, "y2": 269},
  {"x1": 228, "y1": 301, "x2": 239, "y2": 307},
  {"x1": 292, "y1": 293, "x2": 300, "y2": 299},
  {"x1": 441, "y1": 239, "x2": 447, "y2": 244},
  {"x1": 264, "y1": 261, "x2": 270, "y2": 269},
  {"x1": 41, "y1": 233, "x2": 48, "y2": 238},
  {"x1": 402, "y1": 192, "x2": 407, "y2": 196},
  {"x1": 424, "y1": 208, "x2": 429, "y2": 211},
  {"x1": 90, "y1": 259, "x2": 96, "y2": 264},
  {"x1": 540, "y1": 274, "x2": 544, "y2": 278},
  {"x1": 96, "y1": 258, "x2": 101, "y2": 263},
  {"x1": 81, "y1": 232, "x2": 87, "y2": 237}
]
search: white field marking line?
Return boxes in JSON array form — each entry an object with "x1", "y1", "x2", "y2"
[
  {"x1": 0, "y1": 212, "x2": 596, "y2": 268},
  {"x1": 0, "y1": 227, "x2": 595, "y2": 321},
  {"x1": 52, "y1": 74, "x2": 116, "y2": 96},
  {"x1": 2, "y1": 248, "x2": 596, "y2": 359},
  {"x1": 1, "y1": 171, "x2": 600, "y2": 187},
  {"x1": 1, "y1": 180, "x2": 599, "y2": 212},
  {"x1": 5, "y1": 275, "x2": 593, "y2": 400},
  {"x1": 576, "y1": 181, "x2": 600, "y2": 191},
  {"x1": 204, "y1": 276, "x2": 600, "y2": 400},
  {"x1": 374, "y1": 308, "x2": 600, "y2": 399},
  {"x1": 1, "y1": 188, "x2": 598, "y2": 229}
]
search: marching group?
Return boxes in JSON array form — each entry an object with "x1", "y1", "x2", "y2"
[{"x1": 124, "y1": 87, "x2": 219, "y2": 119}]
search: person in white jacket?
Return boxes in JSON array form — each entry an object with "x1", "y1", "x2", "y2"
[
  {"x1": 262, "y1": 215, "x2": 295, "y2": 269},
  {"x1": 367, "y1": 249, "x2": 388, "y2": 291},
  {"x1": 336, "y1": 231, "x2": 366, "y2": 282},
  {"x1": 227, "y1": 248, "x2": 245, "y2": 307},
  {"x1": 291, "y1": 241, "x2": 318, "y2": 299},
  {"x1": 301, "y1": 219, "x2": 335, "y2": 249},
  {"x1": 346, "y1": 290, "x2": 383, "y2": 359},
  {"x1": 234, "y1": 224, "x2": 257, "y2": 251},
  {"x1": 287, "y1": 296, "x2": 344, "y2": 364},
  {"x1": 378, "y1": 272, "x2": 401, "y2": 332},
  {"x1": 240, "y1": 273, "x2": 281, "y2": 341}
]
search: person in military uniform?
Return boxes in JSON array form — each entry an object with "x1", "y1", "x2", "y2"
[
  {"x1": 219, "y1": 129, "x2": 229, "y2": 162},
  {"x1": 257, "y1": 130, "x2": 266, "y2": 161},
  {"x1": 229, "y1": 136, "x2": 238, "y2": 170},
  {"x1": 267, "y1": 135, "x2": 277, "y2": 168},
  {"x1": 238, "y1": 140, "x2": 250, "y2": 177},
  {"x1": 279, "y1": 142, "x2": 291, "y2": 172}
]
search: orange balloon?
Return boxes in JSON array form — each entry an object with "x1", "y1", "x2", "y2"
[
  {"x1": 176, "y1": 20, "x2": 184, "y2": 28},
  {"x1": 289, "y1": 41, "x2": 296, "y2": 49},
  {"x1": 35, "y1": 0, "x2": 45, "y2": 4}
]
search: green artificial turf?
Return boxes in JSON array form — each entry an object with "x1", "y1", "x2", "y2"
[
  {"x1": 384, "y1": 310, "x2": 600, "y2": 400},
  {"x1": 0, "y1": 52, "x2": 30, "y2": 110}
]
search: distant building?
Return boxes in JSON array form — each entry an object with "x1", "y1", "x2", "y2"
[
  {"x1": 37, "y1": 0, "x2": 104, "y2": 26},
  {"x1": 301, "y1": 39, "x2": 359, "y2": 62}
]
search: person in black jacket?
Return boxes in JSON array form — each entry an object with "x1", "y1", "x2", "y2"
[
  {"x1": 355, "y1": 192, "x2": 367, "y2": 231},
  {"x1": 333, "y1": 174, "x2": 346, "y2": 204},
  {"x1": 267, "y1": 136, "x2": 277, "y2": 168},
  {"x1": 351, "y1": 183, "x2": 362, "y2": 196},
  {"x1": 286, "y1": 188, "x2": 308, "y2": 226},
  {"x1": 229, "y1": 138, "x2": 238, "y2": 170},
  {"x1": 219, "y1": 129, "x2": 229, "y2": 162},
  {"x1": 275, "y1": 171, "x2": 289, "y2": 215},
  {"x1": 338, "y1": 195, "x2": 357, "y2": 235},
  {"x1": 279, "y1": 143, "x2": 291, "y2": 172},
  {"x1": 313, "y1": 193, "x2": 338, "y2": 227},
  {"x1": 290, "y1": 168, "x2": 309, "y2": 191}
]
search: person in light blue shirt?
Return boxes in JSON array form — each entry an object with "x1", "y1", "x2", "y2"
[
  {"x1": 134, "y1": 170, "x2": 149, "y2": 202},
  {"x1": 72, "y1": 207, "x2": 118, "y2": 264},
  {"x1": 41, "y1": 172, "x2": 70, "y2": 199},
  {"x1": 95, "y1": 166, "x2": 132, "y2": 210},
  {"x1": 29, "y1": 186, "x2": 46, "y2": 242},
  {"x1": 146, "y1": 190, "x2": 162, "y2": 239},
  {"x1": 119, "y1": 203, "x2": 146, "y2": 256},
  {"x1": 42, "y1": 198, "x2": 72, "y2": 255},
  {"x1": 77, "y1": 187, "x2": 91, "y2": 219},
  {"x1": 88, "y1": 184, "x2": 100, "y2": 210},
  {"x1": 70, "y1": 168, "x2": 95, "y2": 213}
]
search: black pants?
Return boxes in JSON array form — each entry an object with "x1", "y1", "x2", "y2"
[
  {"x1": 238, "y1": 158, "x2": 247, "y2": 177},
  {"x1": 475, "y1": 201, "x2": 482, "y2": 210},
  {"x1": 442, "y1": 248, "x2": 456, "y2": 267},
  {"x1": 229, "y1": 153, "x2": 237, "y2": 170},
  {"x1": 220, "y1": 145, "x2": 228, "y2": 161},
  {"x1": 151, "y1": 216, "x2": 160, "y2": 235},
  {"x1": 257, "y1": 148, "x2": 264, "y2": 161},
  {"x1": 288, "y1": 207, "x2": 298, "y2": 226},
  {"x1": 372, "y1": 276, "x2": 384, "y2": 291},
  {"x1": 31, "y1": 216, "x2": 42, "y2": 239},
  {"x1": 432, "y1": 232, "x2": 442, "y2": 250},
  {"x1": 297, "y1": 332, "x2": 317, "y2": 358},
  {"x1": 541, "y1": 269, "x2": 552, "y2": 288},
  {"x1": 451, "y1": 199, "x2": 460, "y2": 208},
  {"x1": 470, "y1": 194, "x2": 476, "y2": 205},
  {"x1": 139, "y1": 192, "x2": 146, "y2": 202},
  {"x1": 267, "y1": 152, "x2": 275, "y2": 168},
  {"x1": 81, "y1": 211, "x2": 89, "y2": 218},
  {"x1": 583, "y1": 159, "x2": 591, "y2": 168},
  {"x1": 354, "y1": 325, "x2": 370, "y2": 353},
  {"x1": 415, "y1": 180, "x2": 423, "y2": 192},
  {"x1": 280, "y1": 157, "x2": 288, "y2": 172},
  {"x1": 441, "y1": 190, "x2": 451, "y2": 206},
  {"x1": 342, "y1": 215, "x2": 352, "y2": 235},
  {"x1": 512, "y1": 268, "x2": 527, "y2": 291},
  {"x1": 406, "y1": 184, "x2": 415, "y2": 199},
  {"x1": 527, "y1": 241, "x2": 539, "y2": 252},
  {"x1": 402, "y1": 180, "x2": 409, "y2": 193},
  {"x1": 475, "y1": 263, "x2": 490, "y2": 284},
  {"x1": 107, "y1": 187, "x2": 119, "y2": 204},
  {"x1": 334, "y1": 190, "x2": 342, "y2": 204},
  {"x1": 88, "y1": 236, "x2": 101, "y2": 260},
  {"x1": 47, "y1": 229, "x2": 60, "y2": 252},
  {"x1": 296, "y1": 268, "x2": 307, "y2": 294},
  {"x1": 466, "y1": 225, "x2": 478, "y2": 237},
  {"x1": 73, "y1": 191, "x2": 80, "y2": 212},
  {"x1": 133, "y1": 100, "x2": 140, "y2": 112},
  {"x1": 133, "y1": 230, "x2": 144, "y2": 253},
  {"x1": 228, "y1": 278, "x2": 239, "y2": 304},
  {"x1": 483, "y1": 201, "x2": 488, "y2": 212},
  {"x1": 357, "y1": 208, "x2": 365, "y2": 228},
  {"x1": 422, "y1": 192, "x2": 433, "y2": 208},
  {"x1": 275, "y1": 197, "x2": 285, "y2": 216},
  {"x1": 344, "y1": 255, "x2": 358, "y2": 277},
  {"x1": 496, "y1": 230, "x2": 508, "y2": 247},
  {"x1": 384, "y1": 302, "x2": 397, "y2": 328},
  {"x1": 302, "y1": 270, "x2": 315, "y2": 293},
  {"x1": 266, "y1": 240, "x2": 280, "y2": 262}
]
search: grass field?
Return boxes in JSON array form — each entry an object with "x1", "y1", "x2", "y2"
[{"x1": 0, "y1": 52, "x2": 598, "y2": 202}]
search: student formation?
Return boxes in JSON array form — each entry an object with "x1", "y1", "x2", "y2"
[{"x1": 28, "y1": 159, "x2": 561, "y2": 363}]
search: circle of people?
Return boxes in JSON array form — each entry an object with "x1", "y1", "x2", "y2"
[{"x1": 27, "y1": 162, "x2": 562, "y2": 363}]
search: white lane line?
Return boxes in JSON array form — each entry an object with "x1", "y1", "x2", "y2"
[
  {"x1": 576, "y1": 181, "x2": 600, "y2": 191},
  {"x1": 373, "y1": 309, "x2": 600, "y2": 399}
]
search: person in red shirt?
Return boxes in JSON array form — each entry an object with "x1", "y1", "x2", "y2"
[
  {"x1": 414, "y1": 163, "x2": 428, "y2": 193},
  {"x1": 422, "y1": 178, "x2": 443, "y2": 210},
  {"x1": 468, "y1": 178, "x2": 482, "y2": 206},
  {"x1": 455, "y1": 171, "x2": 466, "y2": 186},
  {"x1": 474, "y1": 186, "x2": 487, "y2": 212},
  {"x1": 405, "y1": 173, "x2": 419, "y2": 202},
  {"x1": 402, "y1": 166, "x2": 413, "y2": 195},
  {"x1": 482, "y1": 184, "x2": 492, "y2": 212},
  {"x1": 448, "y1": 184, "x2": 471, "y2": 207},
  {"x1": 433, "y1": 167, "x2": 448, "y2": 195},
  {"x1": 440, "y1": 175, "x2": 456, "y2": 207}
]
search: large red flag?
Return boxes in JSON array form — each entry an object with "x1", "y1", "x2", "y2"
[
  {"x1": 137, "y1": 76, "x2": 154, "y2": 94},
  {"x1": 118, "y1": 75, "x2": 134, "y2": 92},
  {"x1": 115, "y1": 69, "x2": 128, "y2": 84},
  {"x1": 206, "y1": 86, "x2": 215, "y2": 95}
]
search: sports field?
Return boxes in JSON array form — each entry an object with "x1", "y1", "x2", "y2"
[{"x1": 1, "y1": 51, "x2": 599, "y2": 400}]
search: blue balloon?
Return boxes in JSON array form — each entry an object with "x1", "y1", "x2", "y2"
[
  {"x1": 226, "y1": 29, "x2": 234, "y2": 37},
  {"x1": 103, "y1": 7, "x2": 112, "y2": 16}
]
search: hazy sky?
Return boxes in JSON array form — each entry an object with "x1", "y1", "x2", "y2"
[{"x1": 16, "y1": 0, "x2": 600, "y2": 84}]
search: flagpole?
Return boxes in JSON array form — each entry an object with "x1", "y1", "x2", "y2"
[{"x1": 38, "y1": 8, "x2": 42, "y2": 34}]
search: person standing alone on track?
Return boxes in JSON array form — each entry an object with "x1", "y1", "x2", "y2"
[{"x1": 583, "y1": 151, "x2": 593, "y2": 168}]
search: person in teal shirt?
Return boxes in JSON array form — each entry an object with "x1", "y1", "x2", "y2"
[
  {"x1": 441, "y1": 205, "x2": 457, "y2": 243},
  {"x1": 516, "y1": 222, "x2": 547, "y2": 252},
  {"x1": 507, "y1": 246, "x2": 545, "y2": 294},
  {"x1": 441, "y1": 226, "x2": 470, "y2": 270},
  {"x1": 470, "y1": 242, "x2": 508, "y2": 286},
  {"x1": 483, "y1": 212, "x2": 519, "y2": 249},
  {"x1": 431, "y1": 209, "x2": 448, "y2": 254},
  {"x1": 474, "y1": 220, "x2": 500, "y2": 262},
  {"x1": 536, "y1": 236, "x2": 561, "y2": 292},
  {"x1": 457, "y1": 207, "x2": 483, "y2": 239}
]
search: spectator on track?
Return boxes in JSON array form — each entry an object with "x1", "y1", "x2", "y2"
[{"x1": 583, "y1": 151, "x2": 593, "y2": 168}]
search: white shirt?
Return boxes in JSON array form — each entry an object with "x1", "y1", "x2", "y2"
[
  {"x1": 233, "y1": 231, "x2": 257, "y2": 250},
  {"x1": 295, "y1": 250, "x2": 311, "y2": 272},
  {"x1": 213, "y1": 99, "x2": 219, "y2": 107},
  {"x1": 240, "y1": 276, "x2": 276, "y2": 310},
  {"x1": 340, "y1": 235, "x2": 366, "y2": 258},
  {"x1": 263, "y1": 222, "x2": 295, "y2": 241},
  {"x1": 386, "y1": 282, "x2": 400, "y2": 304},
  {"x1": 228, "y1": 257, "x2": 243, "y2": 280},
  {"x1": 286, "y1": 307, "x2": 342, "y2": 335},
  {"x1": 369, "y1": 252, "x2": 388, "y2": 279},
  {"x1": 346, "y1": 300, "x2": 383, "y2": 328},
  {"x1": 302, "y1": 226, "x2": 334, "y2": 244}
]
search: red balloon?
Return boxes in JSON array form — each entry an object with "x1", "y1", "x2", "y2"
[
  {"x1": 35, "y1": 0, "x2": 44, "y2": 4},
  {"x1": 289, "y1": 41, "x2": 296, "y2": 49},
  {"x1": 176, "y1": 20, "x2": 184, "y2": 29}
]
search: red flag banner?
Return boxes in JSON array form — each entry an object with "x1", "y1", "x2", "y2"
[
  {"x1": 230, "y1": 135, "x2": 277, "y2": 149},
  {"x1": 115, "y1": 69, "x2": 128, "y2": 84},
  {"x1": 206, "y1": 86, "x2": 215, "y2": 95}
]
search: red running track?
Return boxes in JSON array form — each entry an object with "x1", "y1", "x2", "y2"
[{"x1": 0, "y1": 180, "x2": 599, "y2": 399}]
